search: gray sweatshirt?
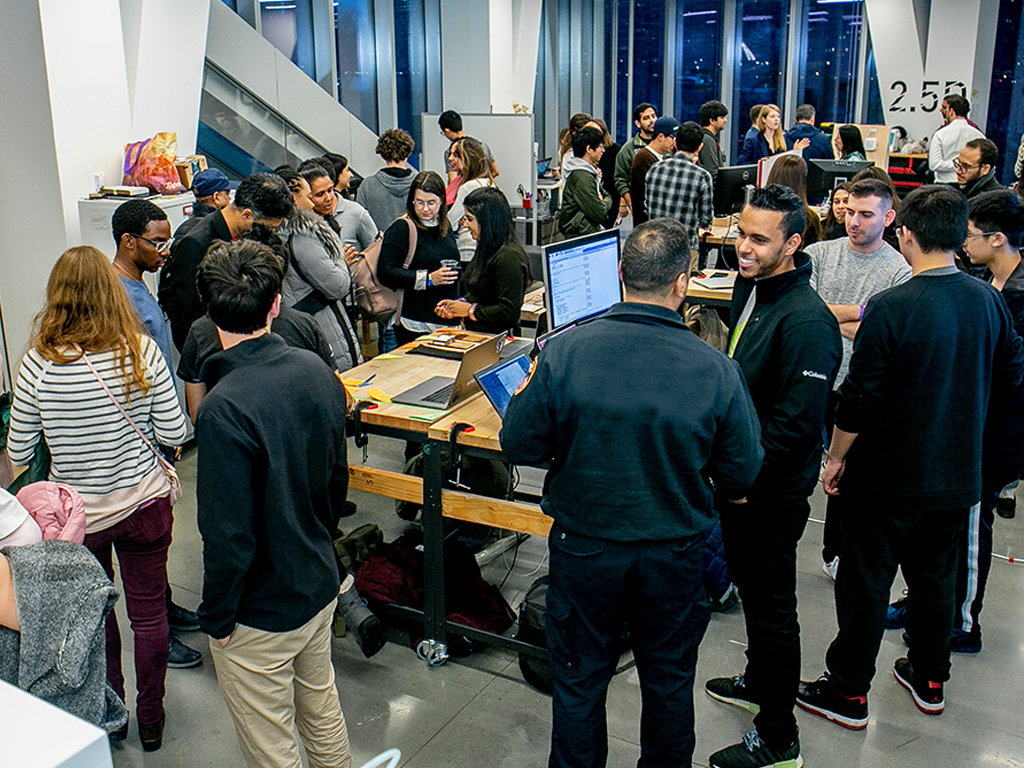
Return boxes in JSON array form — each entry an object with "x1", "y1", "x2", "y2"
[{"x1": 356, "y1": 167, "x2": 416, "y2": 231}]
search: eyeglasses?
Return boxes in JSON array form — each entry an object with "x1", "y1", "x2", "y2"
[
  {"x1": 964, "y1": 231, "x2": 998, "y2": 239},
  {"x1": 413, "y1": 199, "x2": 440, "y2": 208},
  {"x1": 953, "y1": 159, "x2": 980, "y2": 172},
  {"x1": 133, "y1": 234, "x2": 173, "y2": 252}
]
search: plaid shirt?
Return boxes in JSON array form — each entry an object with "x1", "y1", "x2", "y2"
[{"x1": 645, "y1": 155, "x2": 713, "y2": 250}]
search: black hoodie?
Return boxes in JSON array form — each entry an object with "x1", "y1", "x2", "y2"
[{"x1": 729, "y1": 252, "x2": 843, "y2": 499}]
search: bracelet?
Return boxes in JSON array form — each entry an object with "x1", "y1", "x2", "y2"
[
  {"x1": 428, "y1": 274, "x2": 433, "y2": 287},
  {"x1": 858, "y1": 304, "x2": 865, "y2": 321},
  {"x1": 468, "y1": 303, "x2": 478, "y2": 321}
]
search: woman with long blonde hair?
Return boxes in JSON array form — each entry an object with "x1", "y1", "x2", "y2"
[
  {"x1": 738, "y1": 104, "x2": 809, "y2": 163},
  {"x1": 8, "y1": 246, "x2": 187, "y2": 752}
]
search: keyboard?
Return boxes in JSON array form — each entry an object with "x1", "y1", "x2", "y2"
[{"x1": 422, "y1": 382, "x2": 454, "y2": 405}]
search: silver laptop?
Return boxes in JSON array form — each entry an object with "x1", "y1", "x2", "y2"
[{"x1": 392, "y1": 333, "x2": 504, "y2": 409}]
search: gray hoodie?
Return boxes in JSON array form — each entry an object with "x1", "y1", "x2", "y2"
[{"x1": 356, "y1": 167, "x2": 415, "y2": 231}]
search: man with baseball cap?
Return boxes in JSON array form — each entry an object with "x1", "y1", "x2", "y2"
[
  {"x1": 176, "y1": 169, "x2": 239, "y2": 239},
  {"x1": 630, "y1": 116, "x2": 681, "y2": 225}
]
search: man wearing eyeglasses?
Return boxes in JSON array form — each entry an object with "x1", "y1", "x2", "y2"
[
  {"x1": 956, "y1": 139, "x2": 1003, "y2": 200},
  {"x1": 111, "y1": 198, "x2": 205, "y2": 670},
  {"x1": 159, "y1": 173, "x2": 294, "y2": 351}
]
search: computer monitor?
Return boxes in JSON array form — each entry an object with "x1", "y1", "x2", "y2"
[
  {"x1": 713, "y1": 164, "x2": 758, "y2": 217},
  {"x1": 542, "y1": 229, "x2": 623, "y2": 331},
  {"x1": 806, "y1": 159, "x2": 873, "y2": 203}
]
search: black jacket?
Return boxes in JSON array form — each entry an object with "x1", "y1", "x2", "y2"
[
  {"x1": 159, "y1": 210, "x2": 233, "y2": 350},
  {"x1": 501, "y1": 302, "x2": 764, "y2": 542},
  {"x1": 464, "y1": 242, "x2": 531, "y2": 334},
  {"x1": 173, "y1": 201, "x2": 219, "y2": 239},
  {"x1": 377, "y1": 218, "x2": 459, "y2": 324},
  {"x1": 195, "y1": 334, "x2": 347, "y2": 638},
  {"x1": 961, "y1": 171, "x2": 1003, "y2": 200},
  {"x1": 837, "y1": 268, "x2": 1024, "y2": 510},
  {"x1": 729, "y1": 252, "x2": 842, "y2": 499}
]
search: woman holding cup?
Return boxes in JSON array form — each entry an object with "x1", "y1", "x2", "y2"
[{"x1": 377, "y1": 171, "x2": 460, "y2": 345}]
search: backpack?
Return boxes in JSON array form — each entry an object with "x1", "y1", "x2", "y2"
[
  {"x1": 349, "y1": 216, "x2": 418, "y2": 323},
  {"x1": 516, "y1": 576, "x2": 553, "y2": 694}
]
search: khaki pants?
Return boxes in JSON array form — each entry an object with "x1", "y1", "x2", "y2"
[{"x1": 210, "y1": 600, "x2": 351, "y2": 768}]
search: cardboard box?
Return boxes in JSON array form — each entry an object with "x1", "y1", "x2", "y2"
[{"x1": 174, "y1": 155, "x2": 208, "y2": 189}]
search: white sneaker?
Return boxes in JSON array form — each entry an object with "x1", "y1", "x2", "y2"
[{"x1": 822, "y1": 557, "x2": 839, "y2": 581}]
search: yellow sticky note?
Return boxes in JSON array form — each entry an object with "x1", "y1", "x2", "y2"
[
  {"x1": 342, "y1": 378, "x2": 364, "y2": 387},
  {"x1": 365, "y1": 387, "x2": 392, "y2": 403}
]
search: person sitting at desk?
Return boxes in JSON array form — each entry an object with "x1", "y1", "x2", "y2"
[
  {"x1": 834, "y1": 125, "x2": 867, "y2": 161},
  {"x1": 435, "y1": 187, "x2": 530, "y2": 335},
  {"x1": 766, "y1": 154, "x2": 823, "y2": 247},
  {"x1": 378, "y1": 171, "x2": 460, "y2": 346},
  {"x1": 737, "y1": 104, "x2": 809, "y2": 164},
  {"x1": 558, "y1": 126, "x2": 613, "y2": 238}
]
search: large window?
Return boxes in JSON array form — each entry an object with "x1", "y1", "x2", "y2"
[
  {"x1": 674, "y1": 1, "x2": 724, "y2": 127},
  {"x1": 731, "y1": 0, "x2": 790, "y2": 158},
  {"x1": 614, "y1": 0, "x2": 630, "y2": 143},
  {"x1": 631, "y1": 0, "x2": 665, "y2": 117},
  {"x1": 987, "y1": 0, "x2": 1024, "y2": 185},
  {"x1": 800, "y1": 0, "x2": 862, "y2": 125},
  {"x1": 334, "y1": 0, "x2": 379, "y2": 134},
  {"x1": 259, "y1": 0, "x2": 316, "y2": 79},
  {"x1": 394, "y1": 0, "x2": 428, "y2": 158}
]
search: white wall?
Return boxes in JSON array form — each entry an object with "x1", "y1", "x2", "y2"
[{"x1": 865, "y1": 0, "x2": 996, "y2": 140}]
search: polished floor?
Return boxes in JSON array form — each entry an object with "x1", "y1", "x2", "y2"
[{"x1": 106, "y1": 438, "x2": 1024, "y2": 767}]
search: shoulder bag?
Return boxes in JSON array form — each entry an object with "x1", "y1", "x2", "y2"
[
  {"x1": 349, "y1": 216, "x2": 418, "y2": 323},
  {"x1": 79, "y1": 351, "x2": 182, "y2": 505}
]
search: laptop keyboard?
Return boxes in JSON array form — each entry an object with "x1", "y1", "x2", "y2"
[{"x1": 422, "y1": 382, "x2": 454, "y2": 405}]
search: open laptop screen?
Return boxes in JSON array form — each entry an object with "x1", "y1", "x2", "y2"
[
  {"x1": 542, "y1": 230, "x2": 622, "y2": 330},
  {"x1": 474, "y1": 354, "x2": 532, "y2": 418}
]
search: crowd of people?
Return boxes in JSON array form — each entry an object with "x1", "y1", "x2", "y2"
[{"x1": 1, "y1": 94, "x2": 1023, "y2": 768}]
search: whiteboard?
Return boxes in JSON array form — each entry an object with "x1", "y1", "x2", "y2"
[{"x1": 420, "y1": 113, "x2": 536, "y2": 215}]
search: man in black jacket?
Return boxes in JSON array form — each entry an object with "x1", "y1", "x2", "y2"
[
  {"x1": 194, "y1": 239, "x2": 352, "y2": 767},
  {"x1": 798, "y1": 185, "x2": 1024, "y2": 730},
  {"x1": 159, "y1": 173, "x2": 293, "y2": 351},
  {"x1": 956, "y1": 138, "x2": 1003, "y2": 200},
  {"x1": 501, "y1": 218, "x2": 764, "y2": 768},
  {"x1": 706, "y1": 185, "x2": 841, "y2": 768}
]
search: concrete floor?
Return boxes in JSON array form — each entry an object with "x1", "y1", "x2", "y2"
[{"x1": 106, "y1": 438, "x2": 1024, "y2": 767}]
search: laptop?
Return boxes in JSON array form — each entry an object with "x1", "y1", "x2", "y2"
[
  {"x1": 392, "y1": 333, "x2": 505, "y2": 410},
  {"x1": 473, "y1": 353, "x2": 533, "y2": 418}
]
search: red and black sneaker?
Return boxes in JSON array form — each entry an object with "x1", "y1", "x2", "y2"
[
  {"x1": 893, "y1": 657, "x2": 944, "y2": 715},
  {"x1": 795, "y1": 673, "x2": 869, "y2": 730}
]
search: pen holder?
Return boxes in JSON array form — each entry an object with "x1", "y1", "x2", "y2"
[{"x1": 522, "y1": 198, "x2": 532, "y2": 210}]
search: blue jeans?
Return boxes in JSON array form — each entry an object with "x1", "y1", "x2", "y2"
[{"x1": 546, "y1": 525, "x2": 709, "y2": 768}]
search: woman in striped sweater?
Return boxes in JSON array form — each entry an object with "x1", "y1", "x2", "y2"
[{"x1": 8, "y1": 246, "x2": 187, "y2": 751}]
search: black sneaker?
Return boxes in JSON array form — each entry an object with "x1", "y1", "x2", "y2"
[
  {"x1": 709, "y1": 729, "x2": 803, "y2": 768},
  {"x1": 167, "y1": 602, "x2": 200, "y2": 632},
  {"x1": 795, "y1": 673, "x2": 868, "y2": 730},
  {"x1": 337, "y1": 587, "x2": 386, "y2": 658},
  {"x1": 886, "y1": 593, "x2": 909, "y2": 629},
  {"x1": 710, "y1": 584, "x2": 740, "y2": 613},
  {"x1": 706, "y1": 674, "x2": 760, "y2": 714},
  {"x1": 893, "y1": 657, "x2": 944, "y2": 714},
  {"x1": 950, "y1": 627, "x2": 982, "y2": 654},
  {"x1": 168, "y1": 634, "x2": 203, "y2": 668}
]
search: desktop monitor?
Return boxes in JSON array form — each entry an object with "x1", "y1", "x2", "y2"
[
  {"x1": 806, "y1": 159, "x2": 873, "y2": 203},
  {"x1": 713, "y1": 164, "x2": 758, "y2": 217},
  {"x1": 542, "y1": 229, "x2": 623, "y2": 331}
]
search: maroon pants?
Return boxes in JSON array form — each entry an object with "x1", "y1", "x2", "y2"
[{"x1": 85, "y1": 497, "x2": 172, "y2": 726}]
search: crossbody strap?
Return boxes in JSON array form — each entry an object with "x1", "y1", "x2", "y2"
[{"x1": 76, "y1": 346, "x2": 174, "y2": 474}]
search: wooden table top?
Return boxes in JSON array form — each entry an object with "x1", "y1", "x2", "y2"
[
  {"x1": 427, "y1": 395, "x2": 503, "y2": 450},
  {"x1": 345, "y1": 343, "x2": 464, "y2": 433}
]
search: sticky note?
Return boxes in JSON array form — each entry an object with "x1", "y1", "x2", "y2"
[{"x1": 365, "y1": 387, "x2": 392, "y2": 403}]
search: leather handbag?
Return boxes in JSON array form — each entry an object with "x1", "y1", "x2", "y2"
[
  {"x1": 79, "y1": 350, "x2": 183, "y2": 505},
  {"x1": 349, "y1": 216, "x2": 418, "y2": 323}
]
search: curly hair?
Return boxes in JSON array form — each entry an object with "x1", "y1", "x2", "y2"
[{"x1": 376, "y1": 129, "x2": 415, "y2": 163}]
